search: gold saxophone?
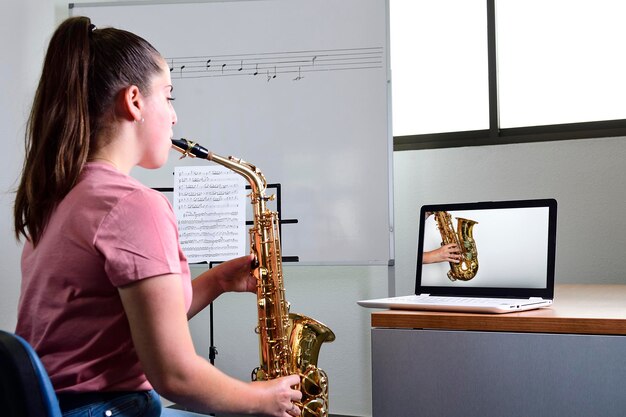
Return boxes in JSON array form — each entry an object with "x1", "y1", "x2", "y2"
[
  {"x1": 171, "y1": 139, "x2": 335, "y2": 417},
  {"x1": 433, "y1": 211, "x2": 479, "y2": 281}
]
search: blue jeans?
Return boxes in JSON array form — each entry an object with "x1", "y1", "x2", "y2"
[
  {"x1": 60, "y1": 390, "x2": 161, "y2": 417},
  {"x1": 59, "y1": 390, "x2": 207, "y2": 417}
]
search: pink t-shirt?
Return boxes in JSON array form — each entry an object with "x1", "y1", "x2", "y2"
[{"x1": 16, "y1": 163, "x2": 191, "y2": 393}]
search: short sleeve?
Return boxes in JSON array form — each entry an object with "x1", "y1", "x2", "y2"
[{"x1": 95, "y1": 188, "x2": 183, "y2": 287}]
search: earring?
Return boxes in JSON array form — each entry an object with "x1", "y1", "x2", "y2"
[{"x1": 134, "y1": 117, "x2": 145, "y2": 124}]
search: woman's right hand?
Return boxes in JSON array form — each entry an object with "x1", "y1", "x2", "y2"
[{"x1": 253, "y1": 374, "x2": 303, "y2": 417}]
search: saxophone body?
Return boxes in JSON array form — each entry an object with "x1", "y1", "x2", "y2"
[
  {"x1": 433, "y1": 211, "x2": 479, "y2": 281},
  {"x1": 171, "y1": 139, "x2": 335, "y2": 417}
]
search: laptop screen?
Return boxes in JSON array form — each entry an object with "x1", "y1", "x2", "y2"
[{"x1": 416, "y1": 199, "x2": 557, "y2": 299}]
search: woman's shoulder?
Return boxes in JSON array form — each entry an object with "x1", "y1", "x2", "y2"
[{"x1": 77, "y1": 163, "x2": 171, "y2": 210}]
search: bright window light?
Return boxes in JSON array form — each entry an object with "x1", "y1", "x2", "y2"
[
  {"x1": 390, "y1": 0, "x2": 489, "y2": 136},
  {"x1": 497, "y1": 0, "x2": 626, "y2": 128}
]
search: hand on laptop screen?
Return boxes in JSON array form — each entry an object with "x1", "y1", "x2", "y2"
[
  {"x1": 422, "y1": 212, "x2": 463, "y2": 265},
  {"x1": 423, "y1": 243, "x2": 462, "y2": 264}
]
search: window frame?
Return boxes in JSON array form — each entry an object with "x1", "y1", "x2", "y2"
[{"x1": 393, "y1": 0, "x2": 626, "y2": 151}]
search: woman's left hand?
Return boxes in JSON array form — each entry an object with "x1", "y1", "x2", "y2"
[
  {"x1": 213, "y1": 254, "x2": 257, "y2": 294},
  {"x1": 187, "y1": 254, "x2": 257, "y2": 319}
]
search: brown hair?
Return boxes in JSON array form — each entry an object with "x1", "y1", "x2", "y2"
[{"x1": 14, "y1": 16, "x2": 163, "y2": 245}]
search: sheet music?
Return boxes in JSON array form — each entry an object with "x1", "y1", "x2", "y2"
[{"x1": 174, "y1": 166, "x2": 246, "y2": 263}]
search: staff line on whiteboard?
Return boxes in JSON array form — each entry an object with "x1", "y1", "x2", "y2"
[
  {"x1": 165, "y1": 46, "x2": 383, "y2": 61},
  {"x1": 165, "y1": 46, "x2": 384, "y2": 81}
]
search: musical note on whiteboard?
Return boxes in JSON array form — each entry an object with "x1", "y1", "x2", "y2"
[
  {"x1": 174, "y1": 166, "x2": 246, "y2": 263},
  {"x1": 267, "y1": 65, "x2": 277, "y2": 82},
  {"x1": 293, "y1": 66, "x2": 304, "y2": 81}
]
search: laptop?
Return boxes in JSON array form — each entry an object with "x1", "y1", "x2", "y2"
[{"x1": 358, "y1": 198, "x2": 557, "y2": 314}]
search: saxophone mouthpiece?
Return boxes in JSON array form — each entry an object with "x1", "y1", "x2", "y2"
[{"x1": 171, "y1": 138, "x2": 210, "y2": 160}]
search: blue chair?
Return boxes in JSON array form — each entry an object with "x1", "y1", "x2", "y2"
[{"x1": 0, "y1": 330, "x2": 62, "y2": 417}]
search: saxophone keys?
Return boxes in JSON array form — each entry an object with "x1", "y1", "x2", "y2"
[
  {"x1": 301, "y1": 366, "x2": 329, "y2": 397},
  {"x1": 301, "y1": 397, "x2": 328, "y2": 417}
]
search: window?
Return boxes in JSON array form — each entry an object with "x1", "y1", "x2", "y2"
[
  {"x1": 391, "y1": 0, "x2": 626, "y2": 150},
  {"x1": 390, "y1": 0, "x2": 488, "y2": 136},
  {"x1": 497, "y1": 0, "x2": 626, "y2": 127}
]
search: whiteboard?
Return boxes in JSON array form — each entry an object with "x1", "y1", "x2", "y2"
[{"x1": 71, "y1": 0, "x2": 393, "y2": 264}]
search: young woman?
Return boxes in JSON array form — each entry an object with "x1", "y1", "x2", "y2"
[{"x1": 14, "y1": 16, "x2": 301, "y2": 417}]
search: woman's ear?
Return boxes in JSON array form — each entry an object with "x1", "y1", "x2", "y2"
[{"x1": 117, "y1": 85, "x2": 143, "y2": 122}]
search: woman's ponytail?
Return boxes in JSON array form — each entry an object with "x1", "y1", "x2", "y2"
[{"x1": 14, "y1": 17, "x2": 93, "y2": 244}]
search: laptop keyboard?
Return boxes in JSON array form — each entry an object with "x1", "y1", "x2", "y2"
[{"x1": 397, "y1": 295, "x2": 514, "y2": 305}]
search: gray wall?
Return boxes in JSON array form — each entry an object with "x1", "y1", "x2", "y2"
[
  {"x1": 393, "y1": 138, "x2": 626, "y2": 297},
  {"x1": 1, "y1": 1, "x2": 625, "y2": 416}
]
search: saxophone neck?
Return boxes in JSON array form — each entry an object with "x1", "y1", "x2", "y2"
[
  {"x1": 210, "y1": 153, "x2": 267, "y2": 196},
  {"x1": 171, "y1": 138, "x2": 267, "y2": 195}
]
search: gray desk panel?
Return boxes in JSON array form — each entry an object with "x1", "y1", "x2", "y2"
[{"x1": 372, "y1": 328, "x2": 626, "y2": 417}]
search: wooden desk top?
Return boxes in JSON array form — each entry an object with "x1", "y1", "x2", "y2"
[{"x1": 371, "y1": 284, "x2": 626, "y2": 335}]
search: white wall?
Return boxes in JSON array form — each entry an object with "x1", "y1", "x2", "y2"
[
  {"x1": 2, "y1": 1, "x2": 626, "y2": 417},
  {"x1": 0, "y1": 0, "x2": 52, "y2": 332}
]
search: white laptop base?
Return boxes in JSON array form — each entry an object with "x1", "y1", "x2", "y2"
[{"x1": 357, "y1": 294, "x2": 553, "y2": 314}]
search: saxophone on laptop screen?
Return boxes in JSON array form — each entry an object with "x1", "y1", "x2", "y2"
[{"x1": 432, "y1": 211, "x2": 479, "y2": 281}]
